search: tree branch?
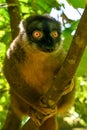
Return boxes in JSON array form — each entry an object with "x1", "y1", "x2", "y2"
[
  {"x1": 43, "y1": 5, "x2": 87, "y2": 107},
  {"x1": 6, "y1": 0, "x2": 21, "y2": 40}
]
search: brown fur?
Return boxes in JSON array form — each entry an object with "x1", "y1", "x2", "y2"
[{"x1": 3, "y1": 27, "x2": 75, "y2": 130}]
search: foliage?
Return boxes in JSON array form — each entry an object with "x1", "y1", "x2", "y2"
[
  {"x1": 0, "y1": 43, "x2": 10, "y2": 130},
  {"x1": 0, "y1": 0, "x2": 87, "y2": 129},
  {"x1": 66, "y1": 0, "x2": 85, "y2": 8}
]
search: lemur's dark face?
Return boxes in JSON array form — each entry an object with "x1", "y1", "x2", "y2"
[{"x1": 24, "y1": 15, "x2": 61, "y2": 52}]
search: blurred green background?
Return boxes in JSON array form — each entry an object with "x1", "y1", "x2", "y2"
[{"x1": 0, "y1": 0, "x2": 87, "y2": 129}]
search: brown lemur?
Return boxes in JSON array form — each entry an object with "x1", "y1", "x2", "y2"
[{"x1": 3, "y1": 15, "x2": 75, "y2": 130}]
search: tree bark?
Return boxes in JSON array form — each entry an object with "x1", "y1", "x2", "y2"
[{"x1": 6, "y1": 0, "x2": 21, "y2": 40}]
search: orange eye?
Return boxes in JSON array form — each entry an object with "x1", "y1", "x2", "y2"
[
  {"x1": 51, "y1": 31, "x2": 58, "y2": 38},
  {"x1": 32, "y1": 30, "x2": 43, "y2": 39}
]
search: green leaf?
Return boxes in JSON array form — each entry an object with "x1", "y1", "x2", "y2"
[
  {"x1": 62, "y1": 21, "x2": 79, "y2": 50},
  {"x1": 62, "y1": 28, "x2": 73, "y2": 50},
  {"x1": 76, "y1": 49, "x2": 87, "y2": 76},
  {"x1": 66, "y1": 0, "x2": 85, "y2": 8}
]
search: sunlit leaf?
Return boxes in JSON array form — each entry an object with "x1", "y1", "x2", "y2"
[
  {"x1": 66, "y1": 0, "x2": 85, "y2": 8},
  {"x1": 76, "y1": 49, "x2": 87, "y2": 76}
]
